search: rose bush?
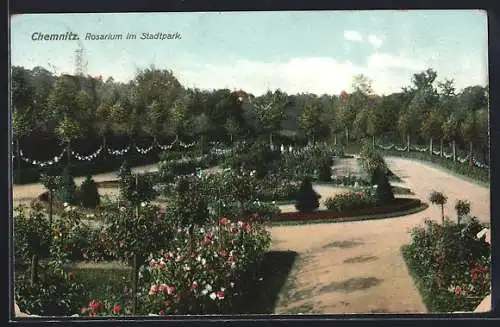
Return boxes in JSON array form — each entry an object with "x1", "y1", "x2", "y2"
[
  {"x1": 136, "y1": 217, "x2": 271, "y2": 315},
  {"x1": 324, "y1": 190, "x2": 376, "y2": 212},
  {"x1": 401, "y1": 217, "x2": 491, "y2": 312}
]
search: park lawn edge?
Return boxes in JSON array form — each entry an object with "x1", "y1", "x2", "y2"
[{"x1": 383, "y1": 154, "x2": 489, "y2": 189}]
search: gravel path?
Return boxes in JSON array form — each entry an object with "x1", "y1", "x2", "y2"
[{"x1": 269, "y1": 157, "x2": 490, "y2": 314}]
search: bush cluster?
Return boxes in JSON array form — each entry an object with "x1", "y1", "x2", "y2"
[
  {"x1": 324, "y1": 191, "x2": 376, "y2": 212},
  {"x1": 401, "y1": 217, "x2": 490, "y2": 312}
]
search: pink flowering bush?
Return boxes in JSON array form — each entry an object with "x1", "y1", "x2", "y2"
[
  {"x1": 136, "y1": 217, "x2": 271, "y2": 315},
  {"x1": 402, "y1": 217, "x2": 490, "y2": 312}
]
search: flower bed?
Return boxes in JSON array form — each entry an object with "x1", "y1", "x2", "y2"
[
  {"x1": 401, "y1": 218, "x2": 491, "y2": 312},
  {"x1": 75, "y1": 217, "x2": 271, "y2": 316},
  {"x1": 275, "y1": 198, "x2": 421, "y2": 222}
]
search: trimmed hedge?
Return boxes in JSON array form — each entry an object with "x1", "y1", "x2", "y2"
[{"x1": 277, "y1": 198, "x2": 421, "y2": 222}]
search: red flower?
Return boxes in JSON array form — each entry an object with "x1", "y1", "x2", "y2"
[
  {"x1": 216, "y1": 290, "x2": 225, "y2": 299},
  {"x1": 472, "y1": 272, "x2": 479, "y2": 281},
  {"x1": 158, "y1": 261, "x2": 166, "y2": 269},
  {"x1": 455, "y1": 286, "x2": 462, "y2": 296},
  {"x1": 89, "y1": 299, "x2": 102, "y2": 312},
  {"x1": 159, "y1": 310, "x2": 166, "y2": 316},
  {"x1": 231, "y1": 227, "x2": 239, "y2": 233},
  {"x1": 89, "y1": 311, "x2": 95, "y2": 317},
  {"x1": 112, "y1": 304, "x2": 121, "y2": 314}
]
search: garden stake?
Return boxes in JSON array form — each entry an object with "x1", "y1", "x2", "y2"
[
  {"x1": 30, "y1": 254, "x2": 38, "y2": 286},
  {"x1": 132, "y1": 253, "x2": 138, "y2": 315}
]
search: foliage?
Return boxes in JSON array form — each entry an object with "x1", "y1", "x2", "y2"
[
  {"x1": 165, "y1": 176, "x2": 210, "y2": 229},
  {"x1": 55, "y1": 167, "x2": 79, "y2": 205},
  {"x1": 117, "y1": 158, "x2": 132, "y2": 181},
  {"x1": 402, "y1": 217, "x2": 490, "y2": 312},
  {"x1": 324, "y1": 191, "x2": 376, "y2": 212},
  {"x1": 100, "y1": 203, "x2": 176, "y2": 261},
  {"x1": 429, "y1": 191, "x2": 448, "y2": 222},
  {"x1": 294, "y1": 177, "x2": 320, "y2": 212},
  {"x1": 455, "y1": 200, "x2": 471, "y2": 224},
  {"x1": 119, "y1": 173, "x2": 157, "y2": 206},
  {"x1": 13, "y1": 203, "x2": 51, "y2": 265},
  {"x1": 15, "y1": 266, "x2": 86, "y2": 316},
  {"x1": 79, "y1": 175, "x2": 101, "y2": 208}
]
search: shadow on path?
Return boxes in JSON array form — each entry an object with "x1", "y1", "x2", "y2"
[{"x1": 234, "y1": 251, "x2": 298, "y2": 314}]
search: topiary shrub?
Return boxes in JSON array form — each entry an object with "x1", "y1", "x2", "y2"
[
  {"x1": 373, "y1": 167, "x2": 394, "y2": 205},
  {"x1": 117, "y1": 158, "x2": 132, "y2": 181},
  {"x1": 55, "y1": 167, "x2": 79, "y2": 205},
  {"x1": 80, "y1": 175, "x2": 101, "y2": 208},
  {"x1": 295, "y1": 177, "x2": 321, "y2": 212}
]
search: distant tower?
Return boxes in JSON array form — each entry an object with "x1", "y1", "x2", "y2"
[{"x1": 74, "y1": 40, "x2": 88, "y2": 76}]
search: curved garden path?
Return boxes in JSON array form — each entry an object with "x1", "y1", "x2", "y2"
[
  {"x1": 12, "y1": 157, "x2": 490, "y2": 314},
  {"x1": 269, "y1": 156, "x2": 490, "y2": 314}
]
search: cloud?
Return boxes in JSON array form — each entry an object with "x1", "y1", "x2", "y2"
[
  {"x1": 167, "y1": 50, "x2": 487, "y2": 96},
  {"x1": 17, "y1": 48, "x2": 486, "y2": 97},
  {"x1": 368, "y1": 34, "x2": 383, "y2": 49},
  {"x1": 344, "y1": 30, "x2": 363, "y2": 42}
]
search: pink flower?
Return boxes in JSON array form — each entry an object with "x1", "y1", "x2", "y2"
[
  {"x1": 220, "y1": 249, "x2": 228, "y2": 257},
  {"x1": 119, "y1": 240, "x2": 125, "y2": 248},
  {"x1": 89, "y1": 299, "x2": 102, "y2": 312},
  {"x1": 112, "y1": 304, "x2": 121, "y2": 314},
  {"x1": 81, "y1": 307, "x2": 88, "y2": 314},
  {"x1": 455, "y1": 286, "x2": 462, "y2": 296},
  {"x1": 158, "y1": 284, "x2": 169, "y2": 293},
  {"x1": 149, "y1": 284, "x2": 159, "y2": 296},
  {"x1": 216, "y1": 290, "x2": 225, "y2": 299},
  {"x1": 219, "y1": 217, "x2": 231, "y2": 225},
  {"x1": 159, "y1": 310, "x2": 166, "y2": 316},
  {"x1": 167, "y1": 285, "x2": 176, "y2": 295},
  {"x1": 191, "y1": 281, "x2": 198, "y2": 289}
]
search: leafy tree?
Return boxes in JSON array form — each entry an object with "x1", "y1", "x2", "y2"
[
  {"x1": 460, "y1": 110, "x2": 478, "y2": 166},
  {"x1": 421, "y1": 111, "x2": 444, "y2": 154},
  {"x1": 252, "y1": 90, "x2": 289, "y2": 149},
  {"x1": 55, "y1": 115, "x2": 83, "y2": 168},
  {"x1": 295, "y1": 177, "x2": 321, "y2": 212},
  {"x1": 39, "y1": 174, "x2": 59, "y2": 230},
  {"x1": 442, "y1": 114, "x2": 462, "y2": 161},
  {"x1": 298, "y1": 100, "x2": 329, "y2": 145},
  {"x1": 429, "y1": 191, "x2": 448, "y2": 224}
]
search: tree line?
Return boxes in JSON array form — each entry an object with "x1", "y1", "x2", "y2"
[{"x1": 12, "y1": 65, "x2": 489, "y2": 166}]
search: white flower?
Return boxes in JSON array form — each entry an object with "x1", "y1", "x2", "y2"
[
  {"x1": 200, "y1": 228, "x2": 205, "y2": 234},
  {"x1": 141, "y1": 202, "x2": 147, "y2": 207},
  {"x1": 231, "y1": 262, "x2": 236, "y2": 269},
  {"x1": 202, "y1": 289, "x2": 208, "y2": 295},
  {"x1": 196, "y1": 255, "x2": 202, "y2": 262},
  {"x1": 209, "y1": 292, "x2": 217, "y2": 300},
  {"x1": 221, "y1": 287, "x2": 225, "y2": 291},
  {"x1": 64, "y1": 206, "x2": 71, "y2": 212},
  {"x1": 201, "y1": 258, "x2": 206, "y2": 265},
  {"x1": 63, "y1": 202, "x2": 69, "y2": 207},
  {"x1": 205, "y1": 284, "x2": 212, "y2": 291},
  {"x1": 120, "y1": 207, "x2": 126, "y2": 212},
  {"x1": 230, "y1": 282, "x2": 235, "y2": 288}
]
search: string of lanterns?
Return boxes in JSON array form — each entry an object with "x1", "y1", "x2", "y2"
[
  {"x1": 376, "y1": 143, "x2": 488, "y2": 169},
  {"x1": 13, "y1": 138, "x2": 196, "y2": 168}
]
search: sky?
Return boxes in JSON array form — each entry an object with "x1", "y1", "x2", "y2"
[{"x1": 10, "y1": 10, "x2": 488, "y2": 96}]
